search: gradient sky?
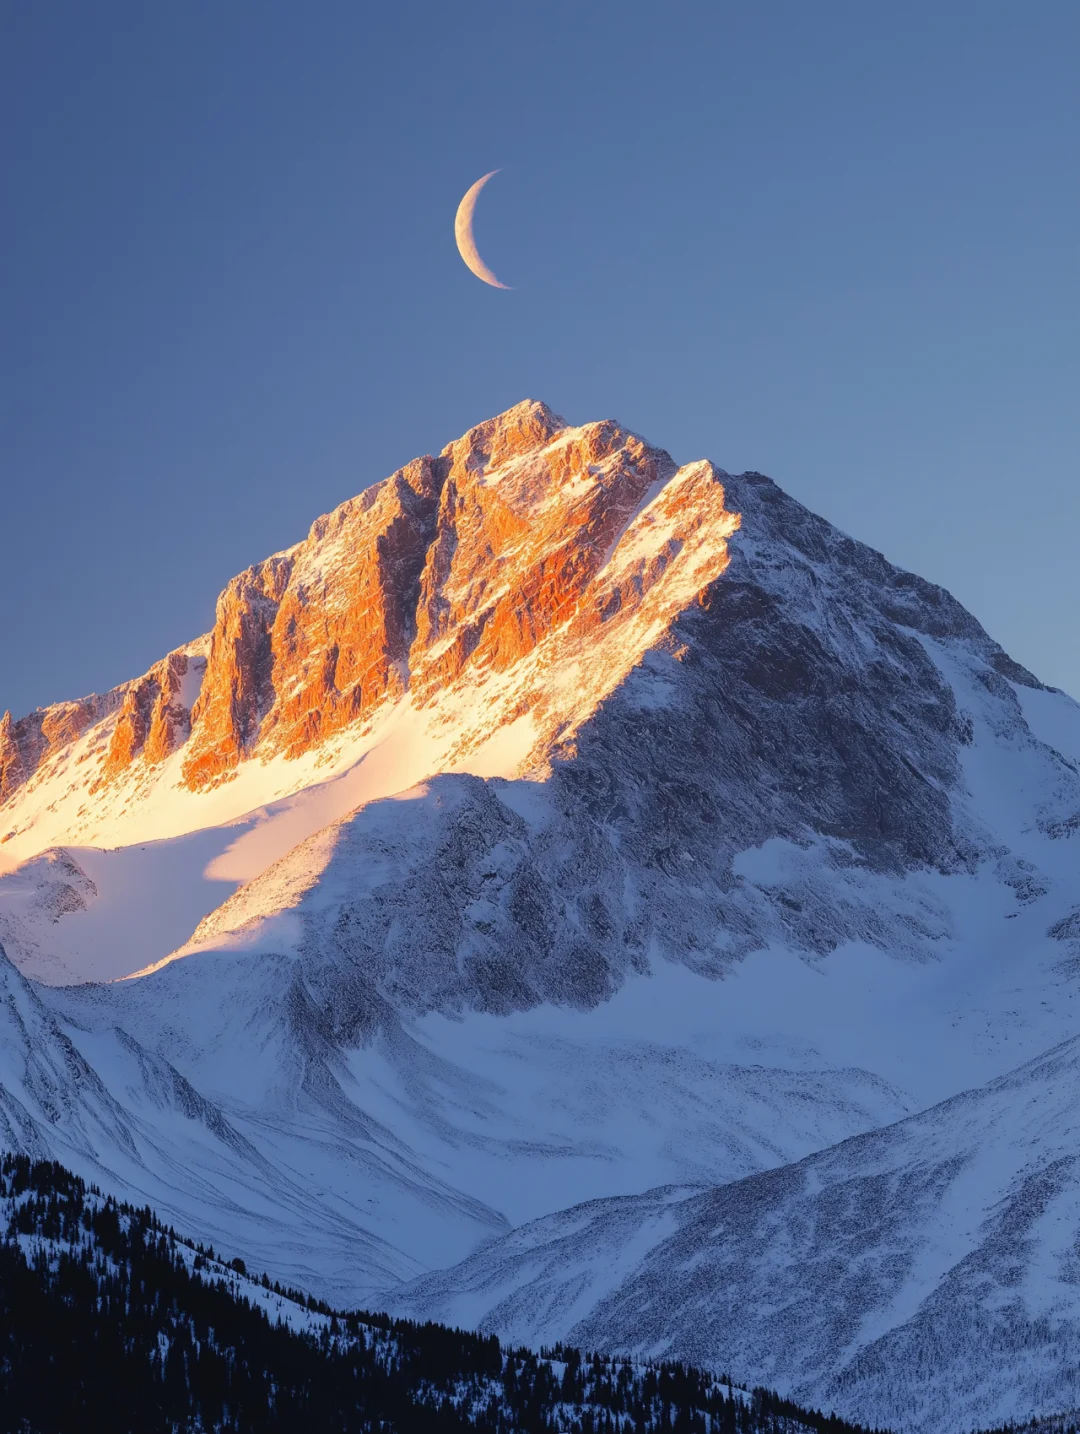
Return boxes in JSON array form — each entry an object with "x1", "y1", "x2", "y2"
[{"x1": 2, "y1": 1, "x2": 1077, "y2": 718}]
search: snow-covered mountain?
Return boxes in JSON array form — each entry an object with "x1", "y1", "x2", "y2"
[
  {"x1": 1, "y1": 401, "x2": 1079, "y2": 1429},
  {"x1": 383, "y1": 1033, "x2": 1080, "y2": 1434}
]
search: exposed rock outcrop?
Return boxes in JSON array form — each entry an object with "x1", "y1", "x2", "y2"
[
  {"x1": 102, "y1": 650, "x2": 204, "y2": 780},
  {"x1": 181, "y1": 556, "x2": 294, "y2": 788},
  {"x1": 1, "y1": 696, "x2": 114, "y2": 804}
]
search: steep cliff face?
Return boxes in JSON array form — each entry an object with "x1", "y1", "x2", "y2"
[
  {"x1": 1, "y1": 696, "x2": 114, "y2": 805},
  {"x1": 2, "y1": 654, "x2": 212, "y2": 809},
  {"x1": 175, "y1": 402, "x2": 717, "y2": 789},
  {"x1": 406, "y1": 414, "x2": 675, "y2": 699},
  {"x1": 255, "y1": 455, "x2": 442, "y2": 764},
  {"x1": 181, "y1": 555, "x2": 295, "y2": 788},
  {"x1": 101, "y1": 649, "x2": 206, "y2": 781}
]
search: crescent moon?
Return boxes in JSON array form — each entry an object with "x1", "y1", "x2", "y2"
[{"x1": 455, "y1": 171, "x2": 512, "y2": 290}]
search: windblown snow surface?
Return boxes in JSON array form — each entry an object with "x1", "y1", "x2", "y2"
[{"x1": 2, "y1": 418, "x2": 1080, "y2": 1433}]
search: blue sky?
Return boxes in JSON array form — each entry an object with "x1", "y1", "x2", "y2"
[{"x1": 2, "y1": 1, "x2": 1077, "y2": 716}]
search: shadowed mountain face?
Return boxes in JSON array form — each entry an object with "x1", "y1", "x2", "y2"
[{"x1": 1, "y1": 403, "x2": 1079, "y2": 1432}]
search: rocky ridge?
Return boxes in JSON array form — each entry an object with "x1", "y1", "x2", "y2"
[{"x1": 0, "y1": 401, "x2": 740, "y2": 831}]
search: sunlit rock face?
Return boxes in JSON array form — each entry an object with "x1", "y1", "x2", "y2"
[
  {"x1": 181, "y1": 553, "x2": 296, "y2": 788},
  {"x1": 102, "y1": 650, "x2": 203, "y2": 780},
  {"x1": 0, "y1": 400, "x2": 744, "y2": 807},
  {"x1": 1, "y1": 644, "x2": 208, "y2": 815},
  {"x1": 406, "y1": 409, "x2": 673, "y2": 699},
  {"x1": 179, "y1": 399, "x2": 733, "y2": 788},
  {"x1": 1, "y1": 697, "x2": 112, "y2": 804}
]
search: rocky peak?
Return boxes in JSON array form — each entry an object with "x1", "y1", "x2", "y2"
[
  {"x1": 8, "y1": 398, "x2": 1041, "y2": 875},
  {"x1": 3, "y1": 401, "x2": 734, "y2": 813},
  {"x1": 407, "y1": 412, "x2": 679, "y2": 701},
  {"x1": 436, "y1": 399, "x2": 566, "y2": 480},
  {"x1": 136, "y1": 401, "x2": 735, "y2": 795}
]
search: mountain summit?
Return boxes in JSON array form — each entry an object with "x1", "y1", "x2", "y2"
[
  {"x1": 1, "y1": 401, "x2": 738, "y2": 842},
  {"x1": 1, "y1": 404, "x2": 1080, "y2": 1432}
]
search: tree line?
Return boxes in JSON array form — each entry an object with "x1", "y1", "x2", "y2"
[{"x1": 0, "y1": 1153, "x2": 1048, "y2": 1434}]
